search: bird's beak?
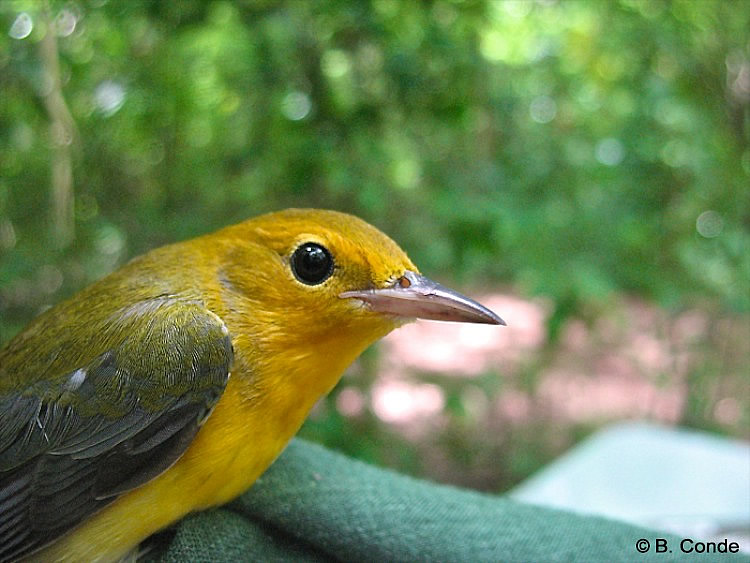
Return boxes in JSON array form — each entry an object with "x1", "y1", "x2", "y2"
[{"x1": 340, "y1": 270, "x2": 505, "y2": 325}]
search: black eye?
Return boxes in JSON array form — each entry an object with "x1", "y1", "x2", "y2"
[{"x1": 291, "y1": 243, "x2": 334, "y2": 285}]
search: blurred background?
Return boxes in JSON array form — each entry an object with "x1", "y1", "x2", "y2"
[{"x1": 0, "y1": 0, "x2": 747, "y2": 499}]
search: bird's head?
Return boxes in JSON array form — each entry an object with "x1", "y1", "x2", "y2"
[{"x1": 208, "y1": 208, "x2": 504, "y2": 394}]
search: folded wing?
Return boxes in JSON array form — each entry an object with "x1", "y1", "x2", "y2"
[{"x1": 0, "y1": 301, "x2": 233, "y2": 561}]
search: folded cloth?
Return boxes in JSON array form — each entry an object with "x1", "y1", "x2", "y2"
[{"x1": 151, "y1": 438, "x2": 747, "y2": 562}]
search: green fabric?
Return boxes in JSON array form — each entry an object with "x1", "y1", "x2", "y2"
[{"x1": 151, "y1": 439, "x2": 747, "y2": 562}]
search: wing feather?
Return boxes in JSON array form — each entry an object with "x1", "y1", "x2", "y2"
[{"x1": 0, "y1": 300, "x2": 232, "y2": 561}]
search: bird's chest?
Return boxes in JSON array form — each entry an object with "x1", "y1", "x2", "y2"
[{"x1": 166, "y1": 374, "x2": 310, "y2": 508}]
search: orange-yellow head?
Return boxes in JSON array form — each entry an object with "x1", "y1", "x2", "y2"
[{"x1": 202, "y1": 208, "x2": 504, "y2": 396}]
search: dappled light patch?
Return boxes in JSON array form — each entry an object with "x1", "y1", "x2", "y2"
[
  {"x1": 374, "y1": 293, "x2": 746, "y2": 429},
  {"x1": 382, "y1": 293, "x2": 548, "y2": 375}
]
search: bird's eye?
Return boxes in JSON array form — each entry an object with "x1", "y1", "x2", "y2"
[{"x1": 291, "y1": 243, "x2": 334, "y2": 285}]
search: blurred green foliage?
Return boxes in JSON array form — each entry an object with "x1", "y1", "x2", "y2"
[{"x1": 0, "y1": 0, "x2": 748, "y2": 490}]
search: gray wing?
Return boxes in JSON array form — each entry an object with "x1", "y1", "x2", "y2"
[{"x1": 0, "y1": 301, "x2": 232, "y2": 562}]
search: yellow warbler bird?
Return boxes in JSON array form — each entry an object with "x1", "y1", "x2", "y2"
[{"x1": 0, "y1": 209, "x2": 503, "y2": 562}]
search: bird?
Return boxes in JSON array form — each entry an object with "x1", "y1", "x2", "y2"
[{"x1": 0, "y1": 208, "x2": 504, "y2": 562}]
